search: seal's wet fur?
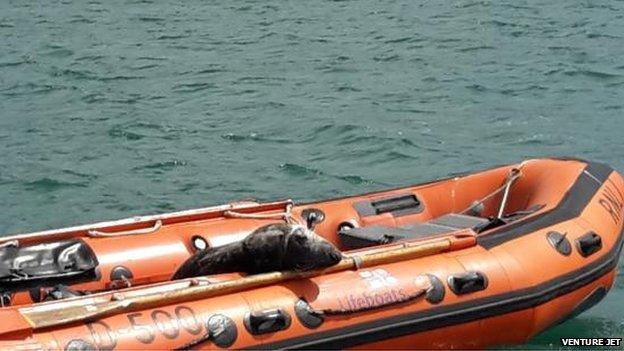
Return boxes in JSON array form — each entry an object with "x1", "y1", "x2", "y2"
[{"x1": 172, "y1": 223, "x2": 342, "y2": 279}]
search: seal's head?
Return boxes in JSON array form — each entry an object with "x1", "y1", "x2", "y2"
[{"x1": 283, "y1": 224, "x2": 342, "y2": 271}]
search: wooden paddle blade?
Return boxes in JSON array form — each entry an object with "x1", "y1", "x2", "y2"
[{"x1": 20, "y1": 300, "x2": 128, "y2": 329}]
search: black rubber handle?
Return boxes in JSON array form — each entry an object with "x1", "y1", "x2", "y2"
[
  {"x1": 448, "y1": 271, "x2": 488, "y2": 295},
  {"x1": 372, "y1": 195, "x2": 420, "y2": 215},
  {"x1": 244, "y1": 308, "x2": 291, "y2": 335},
  {"x1": 576, "y1": 232, "x2": 602, "y2": 257},
  {"x1": 302, "y1": 208, "x2": 325, "y2": 230}
]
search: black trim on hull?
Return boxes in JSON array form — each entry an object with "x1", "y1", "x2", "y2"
[
  {"x1": 256, "y1": 227, "x2": 624, "y2": 350},
  {"x1": 478, "y1": 161, "x2": 613, "y2": 249},
  {"x1": 254, "y1": 161, "x2": 621, "y2": 350}
]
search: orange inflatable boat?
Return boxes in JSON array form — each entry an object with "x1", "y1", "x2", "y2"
[{"x1": 0, "y1": 157, "x2": 622, "y2": 350}]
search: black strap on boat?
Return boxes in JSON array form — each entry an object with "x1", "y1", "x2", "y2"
[{"x1": 0, "y1": 291, "x2": 11, "y2": 307}]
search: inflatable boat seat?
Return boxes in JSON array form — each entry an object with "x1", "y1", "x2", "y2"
[
  {"x1": 339, "y1": 213, "x2": 489, "y2": 250},
  {"x1": 0, "y1": 239, "x2": 98, "y2": 292}
]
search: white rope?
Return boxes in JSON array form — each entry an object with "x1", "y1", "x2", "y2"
[
  {"x1": 351, "y1": 255, "x2": 363, "y2": 269},
  {"x1": 87, "y1": 220, "x2": 163, "y2": 238},
  {"x1": 460, "y1": 183, "x2": 509, "y2": 215},
  {"x1": 223, "y1": 201, "x2": 303, "y2": 225}
]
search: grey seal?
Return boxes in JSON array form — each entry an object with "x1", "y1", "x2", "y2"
[{"x1": 172, "y1": 223, "x2": 342, "y2": 279}]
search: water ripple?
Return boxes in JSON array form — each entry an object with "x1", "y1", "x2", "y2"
[
  {"x1": 23, "y1": 178, "x2": 89, "y2": 191},
  {"x1": 563, "y1": 69, "x2": 621, "y2": 79},
  {"x1": 279, "y1": 163, "x2": 376, "y2": 185},
  {"x1": 172, "y1": 82, "x2": 216, "y2": 93},
  {"x1": 133, "y1": 160, "x2": 188, "y2": 173}
]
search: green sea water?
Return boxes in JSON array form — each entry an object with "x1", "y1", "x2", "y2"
[{"x1": 1, "y1": 0, "x2": 623, "y2": 348}]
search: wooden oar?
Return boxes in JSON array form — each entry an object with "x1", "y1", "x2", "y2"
[{"x1": 19, "y1": 239, "x2": 452, "y2": 330}]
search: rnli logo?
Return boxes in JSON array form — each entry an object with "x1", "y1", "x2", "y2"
[{"x1": 358, "y1": 269, "x2": 398, "y2": 289}]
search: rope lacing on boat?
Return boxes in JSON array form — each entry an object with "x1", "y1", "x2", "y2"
[
  {"x1": 87, "y1": 220, "x2": 163, "y2": 238},
  {"x1": 223, "y1": 200, "x2": 304, "y2": 226},
  {"x1": 460, "y1": 160, "x2": 531, "y2": 216}
]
